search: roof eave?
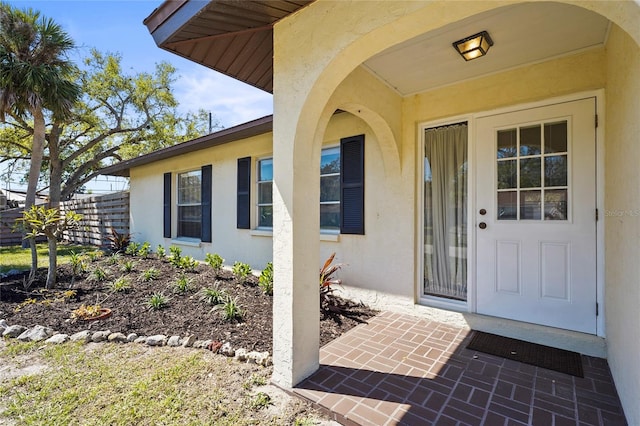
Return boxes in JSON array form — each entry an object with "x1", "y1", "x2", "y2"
[{"x1": 99, "y1": 115, "x2": 273, "y2": 177}]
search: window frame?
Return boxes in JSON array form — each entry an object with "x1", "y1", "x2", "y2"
[
  {"x1": 320, "y1": 146, "x2": 341, "y2": 233},
  {"x1": 252, "y1": 135, "x2": 364, "y2": 236},
  {"x1": 256, "y1": 157, "x2": 273, "y2": 229},
  {"x1": 176, "y1": 169, "x2": 203, "y2": 239}
]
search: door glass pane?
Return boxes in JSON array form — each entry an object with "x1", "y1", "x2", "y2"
[
  {"x1": 545, "y1": 189, "x2": 568, "y2": 220},
  {"x1": 520, "y1": 190, "x2": 541, "y2": 220},
  {"x1": 520, "y1": 158, "x2": 541, "y2": 188},
  {"x1": 497, "y1": 191, "x2": 517, "y2": 220},
  {"x1": 424, "y1": 123, "x2": 467, "y2": 301},
  {"x1": 545, "y1": 155, "x2": 567, "y2": 187},
  {"x1": 497, "y1": 129, "x2": 517, "y2": 158},
  {"x1": 520, "y1": 125, "x2": 541, "y2": 156},
  {"x1": 498, "y1": 160, "x2": 517, "y2": 189},
  {"x1": 544, "y1": 122, "x2": 567, "y2": 153},
  {"x1": 495, "y1": 120, "x2": 569, "y2": 222}
]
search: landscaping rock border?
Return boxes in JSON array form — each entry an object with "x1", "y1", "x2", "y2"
[{"x1": 1, "y1": 322, "x2": 273, "y2": 367}]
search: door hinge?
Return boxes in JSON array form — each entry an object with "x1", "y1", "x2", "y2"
[
  {"x1": 595, "y1": 114, "x2": 599, "y2": 128},
  {"x1": 596, "y1": 208, "x2": 599, "y2": 221},
  {"x1": 596, "y1": 302, "x2": 599, "y2": 316}
]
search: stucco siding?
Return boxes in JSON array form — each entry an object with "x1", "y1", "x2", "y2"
[
  {"x1": 129, "y1": 133, "x2": 273, "y2": 269},
  {"x1": 604, "y1": 24, "x2": 640, "y2": 426},
  {"x1": 403, "y1": 48, "x2": 606, "y2": 124}
]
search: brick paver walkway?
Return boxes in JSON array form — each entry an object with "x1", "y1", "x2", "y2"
[{"x1": 294, "y1": 311, "x2": 627, "y2": 425}]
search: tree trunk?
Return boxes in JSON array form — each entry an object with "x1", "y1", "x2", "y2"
[
  {"x1": 25, "y1": 108, "x2": 46, "y2": 281},
  {"x1": 45, "y1": 234, "x2": 57, "y2": 289},
  {"x1": 48, "y1": 125, "x2": 62, "y2": 208},
  {"x1": 44, "y1": 125, "x2": 64, "y2": 289}
]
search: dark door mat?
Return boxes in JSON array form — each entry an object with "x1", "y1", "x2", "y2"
[{"x1": 467, "y1": 331, "x2": 584, "y2": 377}]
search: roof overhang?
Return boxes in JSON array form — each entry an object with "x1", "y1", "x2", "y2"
[
  {"x1": 143, "y1": 0, "x2": 312, "y2": 93},
  {"x1": 100, "y1": 115, "x2": 273, "y2": 177}
]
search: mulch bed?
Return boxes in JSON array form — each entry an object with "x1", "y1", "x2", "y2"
[{"x1": 0, "y1": 251, "x2": 378, "y2": 352}]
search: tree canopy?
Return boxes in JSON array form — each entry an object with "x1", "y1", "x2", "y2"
[{"x1": 0, "y1": 49, "x2": 216, "y2": 204}]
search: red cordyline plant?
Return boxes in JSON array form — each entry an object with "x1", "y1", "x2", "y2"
[{"x1": 320, "y1": 252, "x2": 344, "y2": 311}]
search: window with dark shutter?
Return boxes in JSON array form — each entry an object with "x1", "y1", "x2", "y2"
[
  {"x1": 163, "y1": 172, "x2": 171, "y2": 238},
  {"x1": 237, "y1": 157, "x2": 251, "y2": 229},
  {"x1": 201, "y1": 165, "x2": 212, "y2": 242},
  {"x1": 340, "y1": 135, "x2": 365, "y2": 234}
]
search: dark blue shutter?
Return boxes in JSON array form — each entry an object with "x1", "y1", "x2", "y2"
[
  {"x1": 237, "y1": 157, "x2": 251, "y2": 229},
  {"x1": 201, "y1": 165, "x2": 212, "y2": 242},
  {"x1": 163, "y1": 172, "x2": 171, "y2": 238},
  {"x1": 340, "y1": 134, "x2": 365, "y2": 234}
]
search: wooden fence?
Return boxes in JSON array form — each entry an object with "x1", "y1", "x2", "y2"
[
  {"x1": 61, "y1": 191, "x2": 130, "y2": 248},
  {"x1": 0, "y1": 207, "x2": 46, "y2": 246},
  {"x1": 0, "y1": 191, "x2": 129, "y2": 248}
]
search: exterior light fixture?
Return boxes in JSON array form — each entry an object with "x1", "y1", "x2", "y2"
[{"x1": 453, "y1": 31, "x2": 493, "y2": 61}]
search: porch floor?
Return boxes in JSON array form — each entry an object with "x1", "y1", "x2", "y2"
[{"x1": 293, "y1": 311, "x2": 627, "y2": 425}]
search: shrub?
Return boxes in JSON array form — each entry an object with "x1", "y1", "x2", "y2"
[
  {"x1": 69, "y1": 252, "x2": 86, "y2": 287},
  {"x1": 221, "y1": 296, "x2": 242, "y2": 321},
  {"x1": 200, "y1": 284, "x2": 227, "y2": 306},
  {"x1": 320, "y1": 252, "x2": 344, "y2": 311},
  {"x1": 258, "y1": 262, "x2": 273, "y2": 295},
  {"x1": 232, "y1": 261, "x2": 252, "y2": 285},
  {"x1": 140, "y1": 268, "x2": 160, "y2": 282},
  {"x1": 177, "y1": 256, "x2": 198, "y2": 271},
  {"x1": 106, "y1": 228, "x2": 131, "y2": 253},
  {"x1": 156, "y1": 245, "x2": 166, "y2": 258},
  {"x1": 87, "y1": 251, "x2": 103, "y2": 262},
  {"x1": 146, "y1": 293, "x2": 169, "y2": 310},
  {"x1": 204, "y1": 253, "x2": 224, "y2": 271},
  {"x1": 121, "y1": 260, "x2": 135, "y2": 273},
  {"x1": 107, "y1": 253, "x2": 121, "y2": 265},
  {"x1": 89, "y1": 266, "x2": 108, "y2": 282},
  {"x1": 137, "y1": 242, "x2": 151, "y2": 257},
  {"x1": 109, "y1": 277, "x2": 131, "y2": 293},
  {"x1": 172, "y1": 275, "x2": 192, "y2": 294},
  {"x1": 168, "y1": 246, "x2": 182, "y2": 266},
  {"x1": 125, "y1": 242, "x2": 141, "y2": 256}
]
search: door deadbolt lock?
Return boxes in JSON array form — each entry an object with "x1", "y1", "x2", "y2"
[
  {"x1": 479, "y1": 222, "x2": 487, "y2": 229},
  {"x1": 479, "y1": 209, "x2": 486, "y2": 215}
]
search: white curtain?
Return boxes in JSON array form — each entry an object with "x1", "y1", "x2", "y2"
[{"x1": 424, "y1": 124, "x2": 467, "y2": 300}]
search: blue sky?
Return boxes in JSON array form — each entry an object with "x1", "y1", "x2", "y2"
[
  {"x1": 4, "y1": 0, "x2": 274, "y2": 193},
  {"x1": 7, "y1": 0, "x2": 273, "y2": 127}
]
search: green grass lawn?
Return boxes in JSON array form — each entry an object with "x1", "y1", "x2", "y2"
[
  {"x1": 0, "y1": 341, "x2": 320, "y2": 425},
  {"x1": 0, "y1": 243, "x2": 98, "y2": 274}
]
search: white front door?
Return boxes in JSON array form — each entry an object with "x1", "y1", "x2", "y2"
[{"x1": 475, "y1": 98, "x2": 597, "y2": 334}]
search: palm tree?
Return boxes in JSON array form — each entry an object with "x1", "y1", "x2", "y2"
[{"x1": 0, "y1": 3, "x2": 80, "y2": 284}]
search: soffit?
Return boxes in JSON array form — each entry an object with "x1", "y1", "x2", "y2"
[
  {"x1": 144, "y1": 0, "x2": 312, "y2": 93},
  {"x1": 146, "y1": 2, "x2": 609, "y2": 97},
  {"x1": 363, "y1": 2, "x2": 610, "y2": 96}
]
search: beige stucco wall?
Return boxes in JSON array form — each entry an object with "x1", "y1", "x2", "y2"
[
  {"x1": 322, "y1": 48, "x2": 605, "y2": 303},
  {"x1": 129, "y1": 133, "x2": 273, "y2": 269},
  {"x1": 603, "y1": 24, "x2": 640, "y2": 426},
  {"x1": 128, "y1": 111, "x2": 404, "y2": 276},
  {"x1": 271, "y1": 0, "x2": 639, "y2": 401}
]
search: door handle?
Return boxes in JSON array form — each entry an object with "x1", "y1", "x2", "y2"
[{"x1": 479, "y1": 222, "x2": 487, "y2": 229}]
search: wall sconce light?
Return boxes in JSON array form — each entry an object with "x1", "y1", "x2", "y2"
[{"x1": 453, "y1": 31, "x2": 493, "y2": 61}]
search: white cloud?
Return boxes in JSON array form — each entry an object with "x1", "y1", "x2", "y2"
[{"x1": 174, "y1": 66, "x2": 273, "y2": 129}]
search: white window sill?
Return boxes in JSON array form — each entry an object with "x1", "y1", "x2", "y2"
[
  {"x1": 249, "y1": 229, "x2": 340, "y2": 242},
  {"x1": 320, "y1": 233, "x2": 340, "y2": 242},
  {"x1": 250, "y1": 229, "x2": 273, "y2": 238},
  {"x1": 169, "y1": 238, "x2": 201, "y2": 247}
]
